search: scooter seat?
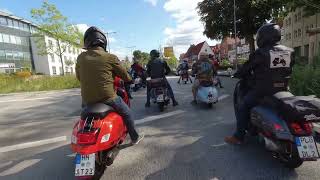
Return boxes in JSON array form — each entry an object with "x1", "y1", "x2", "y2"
[
  {"x1": 147, "y1": 78, "x2": 166, "y2": 88},
  {"x1": 260, "y1": 92, "x2": 320, "y2": 122},
  {"x1": 81, "y1": 103, "x2": 115, "y2": 119}
]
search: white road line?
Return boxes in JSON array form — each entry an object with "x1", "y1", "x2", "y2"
[
  {"x1": 136, "y1": 110, "x2": 185, "y2": 125},
  {"x1": 218, "y1": 94, "x2": 230, "y2": 101},
  {"x1": 0, "y1": 159, "x2": 41, "y2": 176},
  {"x1": 0, "y1": 161, "x2": 13, "y2": 169},
  {"x1": 0, "y1": 136, "x2": 67, "y2": 153},
  {"x1": 211, "y1": 142, "x2": 227, "y2": 148}
]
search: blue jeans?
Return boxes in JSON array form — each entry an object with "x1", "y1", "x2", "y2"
[
  {"x1": 146, "y1": 78, "x2": 176, "y2": 104},
  {"x1": 234, "y1": 90, "x2": 260, "y2": 140},
  {"x1": 104, "y1": 96, "x2": 139, "y2": 141}
]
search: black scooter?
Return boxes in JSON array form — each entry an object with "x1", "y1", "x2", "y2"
[{"x1": 234, "y1": 75, "x2": 320, "y2": 168}]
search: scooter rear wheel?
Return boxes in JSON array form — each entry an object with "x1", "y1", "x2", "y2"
[{"x1": 279, "y1": 143, "x2": 303, "y2": 169}]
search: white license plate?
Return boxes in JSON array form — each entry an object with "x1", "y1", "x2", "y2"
[
  {"x1": 75, "y1": 153, "x2": 95, "y2": 176},
  {"x1": 157, "y1": 96, "x2": 164, "y2": 102},
  {"x1": 295, "y1": 136, "x2": 320, "y2": 159}
]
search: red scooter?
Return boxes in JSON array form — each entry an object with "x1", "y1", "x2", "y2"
[{"x1": 71, "y1": 77, "x2": 130, "y2": 179}]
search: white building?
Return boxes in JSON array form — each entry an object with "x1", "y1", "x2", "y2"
[{"x1": 31, "y1": 36, "x2": 83, "y2": 75}]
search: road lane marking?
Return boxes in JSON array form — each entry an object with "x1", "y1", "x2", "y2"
[
  {"x1": 0, "y1": 136, "x2": 67, "y2": 153},
  {"x1": 135, "y1": 110, "x2": 185, "y2": 125},
  {"x1": 218, "y1": 94, "x2": 230, "y2": 101},
  {"x1": 0, "y1": 161, "x2": 13, "y2": 169},
  {"x1": 211, "y1": 142, "x2": 227, "y2": 148},
  {"x1": 0, "y1": 159, "x2": 41, "y2": 176}
]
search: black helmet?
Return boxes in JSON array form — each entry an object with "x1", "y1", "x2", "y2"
[
  {"x1": 150, "y1": 49, "x2": 160, "y2": 59},
  {"x1": 84, "y1": 26, "x2": 107, "y2": 50},
  {"x1": 256, "y1": 23, "x2": 281, "y2": 48}
]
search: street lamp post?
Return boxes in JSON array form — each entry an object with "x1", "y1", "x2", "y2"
[
  {"x1": 233, "y1": 0, "x2": 238, "y2": 71},
  {"x1": 126, "y1": 46, "x2": 136, "y2": 58},
  {"x1": 105, "y1": 31, "x2": 116, "y2": 53}
]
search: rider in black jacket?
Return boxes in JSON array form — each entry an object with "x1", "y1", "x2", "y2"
[
  {"x1": 225, "y1": 23, "x2": 295, "y2": 145},
  {"x1": 145, "y1": 50, "x2": 178, "y2": 107}
]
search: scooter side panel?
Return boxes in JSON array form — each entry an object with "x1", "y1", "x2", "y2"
[{"x1": 251, "y1": 106, "x2": 293, "y2": 141}]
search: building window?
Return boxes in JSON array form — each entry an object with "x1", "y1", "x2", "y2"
[
  {"x1": 0, "y1": 17, "x2": 7, "y2": 25},
  {"x1": 294, "y1": 14, "x2": 297, "y2": 22},
  {"x1": 17, "y1": 52, "x2": 23, "y2": 61},
  {"x1": 23, "y1": 23, "x2": 29, "y2": 31},
  {"x1": 18, "y1": 22, "x2": 24, "y2": 30},
  {"x1": 289, "y1": 33, "x2": 292, "y2": 40},
  {"x1": 15, "y1": 36, "x2": 22, "y2": 45},
  {"x1": 59, "y1": 67, "x2": 63, "y2": 74},
  {"x1": 294, "y1": 30, "x2": 297, "y2": 38},
  {"x1": 50, "y1": 54, "x2": 55, "y2": 63},
  {"x1": 0, "y1": 33, "x2": 3, "y2": 43},
  {"x1": 0, "y1": 50, "x2": 5, "y2": 60},
  {"x1": 298, "y1": 12, "x2": 302, "y2": 21},
  {"x1": 7, "y1": 19, "x2": 13, "y2": 27},
  {"x1": 13, "y1": 20, "x2": 19, "y2": 29},
  {"x1": 2, "y1": 34, "x2": 10, "y2": 43},
  {"x1": 5, "y1": 51, "x2": 13, "y2": 60},
  {"x1": 13, "y1": 51, "x2": 19, "y2": 60},
  {"x1": 21, "y1": 37, "x2": 28, "y2": 46},
  {"x1": 52, "y1": 66, "x2": 57, "y2": 75},
  {"x1": 48, "y1": 40, "x2": 53, "y2": 48},
  {"x1": 24, "y1": 52, "x2": 31, "y2": 61},
  {"x1": 298, "y1": 29, "x2": 302, "y2": 37},
  {"x1": 10, "y1": 35, "x2": 16, "y2": 44}
]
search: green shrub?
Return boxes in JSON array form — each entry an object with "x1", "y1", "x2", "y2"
[
  {"x1": 0, "y1": 74, "x2": 80, "y2": 94},
  {"x1": 289, "y1": 64, "x2": 320, "y2": 97}
]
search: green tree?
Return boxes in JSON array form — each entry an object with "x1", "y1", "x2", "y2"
[
  {"x1": 166, "y1": 56, "x2": 178, "y2": 69},
  {"x1": 286, "y1": 0, "x2": 320, "y2": 16},
  {"x1": 132, "y1": 50, "x2": 150, "y2": 67},
  {"x1": 198, "y1": 0, "x2": 285, "y2": 53},
  {"x1": 31, "y1": 1, "x2": 82, "y2": 75}
]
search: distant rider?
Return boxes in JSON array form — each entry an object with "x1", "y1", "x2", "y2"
[
  {"x1": 224, "y1": 23, "x2": 295, "y2": 145},
  {"x1": 145, "y1": 49, "x2": 179, "y2": 107},
  {"x1": 131, "y1": 57, "x2": 147, "y2": 86},
  {"x1": 76, "y1": 26, "x2": 143, "y2": 145},
  {"x1": 177, "y1": 60, "x2": 192, "y2": 84},
  {"x1": 191, "y1": 52, "x2": 216, "y2": 104},
  {"x1": 212, "y1": 58, "x2": 223, "y2": 88}
]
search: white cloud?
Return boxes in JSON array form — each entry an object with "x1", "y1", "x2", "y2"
[
  {"x1": 163, "y1": 0, "x2": 220, "y2": 57},
  {"x1": 0, "y1": 8, "x2": 13, "y2": 14},
  {"x1": 75, "y1": 24, "x2": 90, "y2": 34},
  {"x1": 144, "y1": 0, "x2": 158, "y2": 6}
]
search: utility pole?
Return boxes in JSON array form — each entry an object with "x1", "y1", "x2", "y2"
[
  {"x1": 105, "y1": 31, "x2": 117, "y2": 53},
  {"x1": 233, "y1": 0, "x2": 238, "y2": 70}
]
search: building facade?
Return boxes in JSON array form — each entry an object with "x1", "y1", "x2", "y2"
[
  {"x1": 31, "y1": 36, "x2": 82, "y2": 75},
  {"x1": 281, "y1": 8, "x2": 320, "y2": 62},
  {"x1": 183, "y1": 41, "x2": 214, "y2": 64},
  {"x1": 0, "y1": 11, "x2": 37, "y2": 73},
  {"x1": 0, "y1": 10, "x2": 83, "y2": 75}
]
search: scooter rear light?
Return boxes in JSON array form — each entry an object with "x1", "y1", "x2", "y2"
[
  {"x1": 77, "y1": 128, "x2": 100, "y2": 145},
  {"x1": 302, "y1": 122, "x2": 313, "y2": 134},
  {"x1": 273, "y1": 123, "x2": 284, "y2": 131},
  {"x1": 290, "y1": 122, "x2": 304, "y2": 135}
]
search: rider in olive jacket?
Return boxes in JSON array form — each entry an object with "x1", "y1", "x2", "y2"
[{"x1": 225, "y1": 23, "x2": 295, "y2": 144}]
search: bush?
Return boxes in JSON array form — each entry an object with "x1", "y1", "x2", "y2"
[
  {"x1": 289, "y1": 59, "x2": 320, "y2": 97},
  {"x1": 0, "y1": 74, "x2": 80, "y2": 94},
  {"x1": 15, "y1": 71, "x2": 32, "y2": 78},
  {"x1": 219, "y1": 59, "x2": 233, "y2": 70}
]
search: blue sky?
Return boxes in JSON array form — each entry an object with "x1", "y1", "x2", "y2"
[{"x1": 0, "y1": 0, "x2": 218, "y2": 59}]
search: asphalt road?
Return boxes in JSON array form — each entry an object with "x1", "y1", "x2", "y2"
[{"x1": 0, "y1": 76, "x2": 320, "y2": 180}]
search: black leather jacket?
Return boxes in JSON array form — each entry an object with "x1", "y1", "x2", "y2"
[
  {"x1": 146, "y1": 58, "x2": 171, "y2": 79},
  {"x1": 234, "y1": 44, "x2": 295, "y2": 96}
]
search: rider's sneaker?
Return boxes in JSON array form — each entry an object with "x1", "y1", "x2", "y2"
[
  {"x1": 145, "y1": 102, "x2": 151, "y2": 108},
  {"x1": 131, "y1": 134, "x2": 144, "y2": 145},
  {"x1": 224, "y1": 136, "x2": 243, "y2": 145}
]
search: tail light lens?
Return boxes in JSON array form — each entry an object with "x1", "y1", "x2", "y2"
[
  {"x1": 77, "y1": 128, "x2": 100, "y2": 145},
  {"x1": 290, "y1": 122, "x2": 313, "y2": 135},
  {"x1": 273, "y1": 123, "x2": 284, "y2": 131},
  {"x1": 302, "y1": 122, "x2": 313, "y2": 134}
]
